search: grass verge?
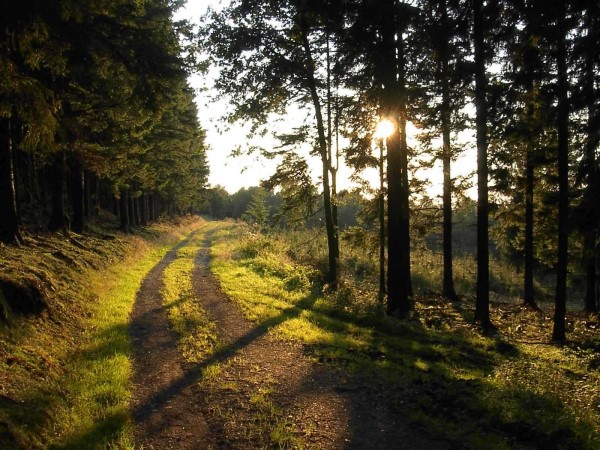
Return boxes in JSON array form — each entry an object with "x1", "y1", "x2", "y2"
[
  {"x1": 0, "y1": 217, "x2": 203, "y2": 449},
  {"x1": 160, "y1": 222, "x2": 305, "y2": 448},
  {"x1": 160, "y1": 222, "x2": 221, "y2": 364},
  {"x1": 209, "y1": 223, "x2": 600, "y2": 449}
]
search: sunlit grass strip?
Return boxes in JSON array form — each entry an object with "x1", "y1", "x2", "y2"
[
  {"x1": 161, "y1": 223, "x2": 220, "y2": 363},
  {"x1": 209, "y1": 224, "x2": 600, "y2": 449},
  {"x1": 49, "y1": 223, "x2": 203, "y2": 449},
  {"x1": 48, "y1": 242, "x2": 169, "y2": 449},
  {"x1": 210, "y1": 226, "x2": 421, "y2": 371}
]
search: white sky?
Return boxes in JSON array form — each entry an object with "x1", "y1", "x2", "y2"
[{"x1": 177, "y1": 0, "x2": 477, "y2": 198}]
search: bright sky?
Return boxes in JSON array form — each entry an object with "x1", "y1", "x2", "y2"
[
  {"x1": 177, "y1": 0, "x2": 476, "y2": 198},
  {"x1": 176, "y1": 0, "x2": 275, "y2": 194}
]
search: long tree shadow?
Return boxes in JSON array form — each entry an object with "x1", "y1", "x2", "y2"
[
  {"x1": 130, "y1": 226, "x2": 599, "y2": 449},
  {"x1": 131, "y1": 288, "x2": 321, "y2": 423}
]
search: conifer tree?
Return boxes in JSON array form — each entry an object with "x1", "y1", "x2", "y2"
[
  {"x1": 415, "y1": 0, "x2": 471, "y2": 301},
  {"x1": 473, "y1": 0, "x2": 491, "y2": 328}
]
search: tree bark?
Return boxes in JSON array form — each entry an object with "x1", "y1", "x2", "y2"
[
  {"x1": 149, "y1": 193, "x2": 156, "y2": 222},
  {"x1": 0, "y1": 116, "x2": 22, "y2": 244},
  {"x1": 140, "y1": 192, "x2": 148, "y2": 226},
  {"x1": 70, "y1": 158, "x2": 84, "y2": 233},
  {"x1": 326, "y1": 30, "x2": 340, "y2": 259},
  {"x1": 440, "y1": 0, "x2": 457, "y2": 301},
  {"x1": 523, "y1": 143, "x2": 535, "y2": 307},
  {"x1": 119, "y1": 188, "x2": 130, "y2": 232},
  {"x1": 552, "y1": 6, "x2": 569, "y2": 342},
  {"x1": 398, "y1": 29, "x2": 412, "y2": 299},
  {"x1": 129, "y1": 195, "x2": 137, "y2": 227},
  {"x1": 583, "y1": 7, "x2": 598, "y2": 313},
  {"x1": 473, "y1": 0, "x2": 491, "y2": 327},
  {"x1": 381, "y1": 0, "x2": 411, "y2": 316},
  {"x1": 48, "y1": 152, "x2": 68, "y2": 232},
  {"x1": 84, "y1": 170, "x2": 92, "y2": 219},
  {"x1": 522, "y1": 5, "x2": 538, "y2": 309},
  {"x1": 379, "y1": 139, "x2": 386, "y2": 300}
]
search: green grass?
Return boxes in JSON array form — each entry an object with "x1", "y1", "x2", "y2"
[
  {"x1": 247, "y1": 389, "x2": 302, "y2": 450},
  {"x1": 209, "y1": 223, "x2": 600, "y2": 449},
  {"x1": 161, "y1": 223, "x2": 221, "y2": 364},
  {"x1": 0, "y1": 217, "x2": 204, "y2": 449},
  {"x1": 49, "y1": 243, "x2": 173, "y2": 449},
  {"x1": 158, "y1": 222, "x2": 304, "y2": 448}
]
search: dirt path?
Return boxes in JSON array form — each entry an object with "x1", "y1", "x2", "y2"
[
  {"x1": 130, "y1": 229, "x2": 446, "y2": 449},
  {"x1": 129, "y1": 233, "x2": 217, "y2": 449}
]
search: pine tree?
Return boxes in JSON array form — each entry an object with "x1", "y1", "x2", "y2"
[
  {"x1": 0, "y1": 2, "x2": 62, "y2": 242},
  {"x1": 552, "y1": 0, "x2": 571, "y2": 342},
  {"x1": 242, "y1": 188, "x2": 269, "y2": 226},
  {"x1": 473, "y1": 0, "x2": 491, "y2": 328},
  {"x1": 414, "y1": 0, "x2": 471, "y2": 301}
]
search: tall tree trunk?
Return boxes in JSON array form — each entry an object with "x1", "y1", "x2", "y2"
[
  {"x1": 0, "y1": 116, "x2": 22, "y2": 244},
  {"x1": 298, "y1": 16, "x2": 339, "y2": 288},
  {"x1": 584, "y1": 230, "x2": 598, "y2": 312},
  {"x1": 583, "y1": 7, "x2": 598, "y2": 313},
  {"x1": 83, "y1": 170, "x2": 91, "y2": 218},
  {"x1": 70, "y1": 158, "x2": 84, "y2": 233},
  {"x1": 11, "y1": 115, "x2": 24, "y2": 228},
  {"x1": 381, "y1": 0, "x2": 411, "y2": 316},
  {"x1": 522, "y1": 6, "x2": 538, "y2": 309},
  {"x1": 140, "y1": 192, "x2": 148, "y2": 226},
  {"x1": 473, "y1": 0, "x2": 491, "y2": 327},
  {"x1": 326, "y1": 30, "x2": 340, "y2": 259},
  {"x1": 440, "y1": 0, "x2": 457, "y2": 301},
  {"x1": 112, "y1": 190, "x2": 120, "y2": 217},
  {"x1": 398, "y1": 29, "x2": 412, "y2": 299},
  {"x1": 523, "y1": 143, "x2": 536, "y2": 307},
  {"x1": 149, "y1": 193, "x2": 155, "y2": 222},
  {"x1": 128, "y1": 195, "x2": 137, "y2": 227},
  {"x1": 48, "y1": 152, "x2": 68, "y2": 232},
  {"x1": 552, "y1": 6, "x2": 569, "y2": 342},
  {"x1": 441, "y1": 113, "x2": 456, "y2": 300},
  {"x1": 379, "y1": 139, "x2": 386, "y2": 301},
  {"x1": 119, "y1": 189, "x2": 130, "y2": 232}
]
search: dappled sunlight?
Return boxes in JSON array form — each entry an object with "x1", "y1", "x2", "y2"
[{"x1": 207, "y1": 221, "x2": 600, "y2": 448}]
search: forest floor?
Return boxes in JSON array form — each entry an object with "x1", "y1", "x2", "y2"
[
  {"x1": 130, "y1": 225, "x2": 446, "y2": 449},
  {"x1": 0, "y1": 218, "x2": 599, "y2": 449}
]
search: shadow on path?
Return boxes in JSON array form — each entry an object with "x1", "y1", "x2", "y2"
[{"x1": 129, "y1": 230, "x2": 217, "y2": 450}]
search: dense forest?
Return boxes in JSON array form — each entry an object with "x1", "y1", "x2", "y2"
[
  {"x1": 2, "y1": 0, "x2": 599, "y2": 342},
  {"x1": 0, "y1": 0, "x2": 209, "y2": 240}
]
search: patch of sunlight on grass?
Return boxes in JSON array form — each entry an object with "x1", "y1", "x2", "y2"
[
  {"x1": 207, "y1": 222, "x2": 600, "y2": 449},
  {"x1": 52, "y1": 241, "x2": 175, "y2": 449},
  {"x1": 0, "y1": 218, "x2": 205, "y2": 449},
  {"x1": 199, "y1": 362, "x2": 224, "y2": 386},
  {"x1": 247, "y1": 391, "x2": 300, "y2": 449},
  {"x1": 161, "y1": 225, "x2": 220, "y2": 364},
  {"x1": 414, "y1": 358, "x2": 430, "y2": 372}
]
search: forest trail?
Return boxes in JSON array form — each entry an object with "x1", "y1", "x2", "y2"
[
  {"x1": 129, "y1": 231, "x2": 217, "y2": 449},
  {"x1": 130, "y1": 227, "x2": 445, "y2": 449}
]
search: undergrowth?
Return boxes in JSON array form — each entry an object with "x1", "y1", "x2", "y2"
[{"x1": 210, "y1": 223, "x2": 600, "y2": 449}]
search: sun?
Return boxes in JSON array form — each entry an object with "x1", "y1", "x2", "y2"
[{"x1": 374, "y1": 119, "x2": 395, "y2": 138}]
